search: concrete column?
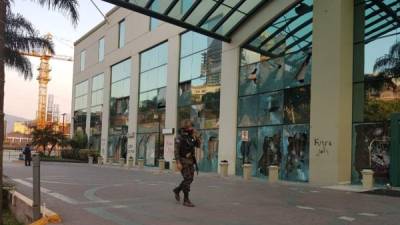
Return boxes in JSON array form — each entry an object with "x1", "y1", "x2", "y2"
[
  {"x1": 164, "y1": 35, "x2": 180, "y2": 163},
  {"x1": 128, "y1": 53, "x2": 140, "y2": 164},
  {"x1": 309, "y1": 0, "x2": 354, "y2": 185},
  {"x1": 101, "y1": 69, "x2": 111, "y2": 162},
  {"x1": 218, "y1": 44, "x2": 241, "y2": 175}
]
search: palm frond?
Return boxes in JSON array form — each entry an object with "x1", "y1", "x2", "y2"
[
  {"x1": 5, "y1": 30, "x2": 55, "y2": 55},
  {"x1": 33, "y1": 0, "x2": 79, "y2": 25},
  {"x1": 389, "y1": 41, "x2": 400, "y2": 59},
  {"x1": 6, "y1": 12, "x2": 36, "y2": 36},
  {"x1": 4, "y1": 48, "x2": 33, "y2": 79},
  {"x1": 374, "y1": 55, "x2": 397, "y2": 72}
]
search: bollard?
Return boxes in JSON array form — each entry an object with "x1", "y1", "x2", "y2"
[
  {"x1": 243, "y1": 163, "x2": 252, "y2": 180},
  {"x1": 138, "y1": 158, "x2": 144, "y2": 169},
  {"x1": 361, "y1": 169, "x2": 374, "y2": 189},
  {"x1": 97, "y1": 156, "x2": 103, "y2": 166},
  {"x1": 219, "y1": 161, "x2": 229, "y2": 177},
  {"x1": 128, "y1": 157, "x2": 134, "y2": 169},
  {"x1": 268, "y1": 165, "x2": 279, "y2": 183},
  {"x1": 159, "y1": 159, "x2": 165, "y2": 170},
  {"x1": 119, "y1": 158, "x2": 125, "y2": 167},
  {"x1": 88, "y1": 156, "x2": 94, "y2": 165},
  {"x1": 32, "y1": 154, "x2": 41, "y2": 220},
  {"x1": 171, "y1": 160, "x2": 178, "y2": 172}
]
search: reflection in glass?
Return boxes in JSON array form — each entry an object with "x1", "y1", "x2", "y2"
[
  {"x1": 137, "y1": 43, "x2": 168, "y2": 165},
  {"x1": 281, "y1": 124, "x2": 309, "y2": 182},
  {"x1": 259, "y1": 92, "x2": 283, "y2": 125},
  {"x1": 284, "y1": 86, "x2": 310, "y2": 124},
  {"x1": 178, "y1": 31, "x2": 222, "y2": 171},
  {"x1": 238, "y1": 95, "x2": 258, "y2": 127},
  {"x1": 235, "y1": 127, "x2": 258, "y2": 176},
  {"x1": 258, "y1": 126, "x2": 282, "y2": 176},
  {"x1": 73, "y1": 110, "x2": 87, "y2": 134},
  {"x1": 352, "y1": 123, "x2": 390, "y2": 184},
  {"x1": 196, "y1": 129, "x2": 219, "y2": 172},
  {"x1": 90, "y1": 106, "x2": 102, "y2": 151},
  {"x1": 109, "y1": 59, "x2": 131, "y2": 161},
  {"x1": 237, "y1": 47, "x2": 311, "y2": 181}
]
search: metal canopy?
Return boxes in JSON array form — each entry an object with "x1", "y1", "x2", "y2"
[
  {"x1": 364, "y1": 0, "x2": 400, "y2": 43},
  {"x1": 243, "y1": 0, "x2": 313, "y2": 59},
  {"x1": 101, "y1": 0, "x2": 269, "y2": 42}
]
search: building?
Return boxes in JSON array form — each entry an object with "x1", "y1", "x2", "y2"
[
  {"x1": 72, "y1": 0, "x2": 400, "y2": 186},
  {"x1": 5, "y1": 132, "x2": 32, "y2": 149},
  {"x1": 13, "y1": 121, "x2": 30, "y2": 135}
]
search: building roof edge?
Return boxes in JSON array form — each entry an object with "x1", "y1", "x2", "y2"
[{"x1": 74, "y1": 6, "x2": 120, "y2": 46}]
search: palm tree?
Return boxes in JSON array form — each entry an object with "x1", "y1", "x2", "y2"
[
  {"x1": 0, "y1": 1, "x2": 78, "y2": 223},
  {"x1": 373, "y1": 41, "x2": 400, "y2": 78}
]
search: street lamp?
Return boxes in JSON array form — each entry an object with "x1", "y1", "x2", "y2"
[{"x1": 61, "y1": 113, "x2": 67, "y2": 135}]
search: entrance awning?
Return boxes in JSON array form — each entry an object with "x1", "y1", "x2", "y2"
[
  {"x1": 364, "y1": 0, "x2": 400, "y2": 44},
  {"x1": 101, "y1": 0, "x2": 269, "y2": 42},
  {"x1": 243, "y1": 0, "x2": 313, "y2": 58}
]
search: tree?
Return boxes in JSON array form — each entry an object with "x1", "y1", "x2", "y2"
[
  {"x1": 31, "y1": 126, "x2": 65, "y2": 156},
  {"x1": 0, "y1": 1, "x2": 78, "y2": 223},
  {"x1": 374, "y1": 41, "x2": 400, "y2": 78}
]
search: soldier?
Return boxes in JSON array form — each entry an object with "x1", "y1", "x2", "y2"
[{"x1": 173, "y1": 120, "x2": 200, "y2": 207}]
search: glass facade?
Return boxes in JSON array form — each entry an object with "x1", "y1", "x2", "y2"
[
  {"x1": 74, "y1": 80, "x2": 89, "y2": 134},
  {"x1": 90, "y1": 73, "x2": 104, "y2": 151},
  {"x1": 137, "y1": 43, "x2": 168, "y2": 166},
  {"x1": 178, "y1": 31, "x2": 222, "y2": 172},
  {"x1": 118, "y1": 19, "x2": 126, "y2": 48},
  {"x1": 109, "y1": 58, "x2": 131, "y2": 162},
  {"x1": 98, "y1": 37, "x2": 105, "y2": 62},
  {"x1": 236, "y1": 48, "x2": 311, "y2": 182},
  {"x1": 352, "y1": 1, "x2": 400, "y2": 184}
]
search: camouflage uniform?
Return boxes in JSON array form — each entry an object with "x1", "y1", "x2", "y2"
[{"x1": 173, "y1": 129, "x2": 200, "y2": 202}]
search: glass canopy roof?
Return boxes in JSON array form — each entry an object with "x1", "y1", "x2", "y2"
[
  {"x1": 243, "y1": 0, "x2": 313, "y2": 59},
  {"x1": 363, "y1": 0, "x2": 400, "y2": 43},
  {"x1": 101, "y1": 0, "x2": 269, "y2": 42}
]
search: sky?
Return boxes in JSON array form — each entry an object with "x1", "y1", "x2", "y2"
[{"x1": 6, "y1": 0, "x2": 114, "y2": 120}]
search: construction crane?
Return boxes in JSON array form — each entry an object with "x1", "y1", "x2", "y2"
[{"x1": 19, "y1": 33, "x2": 73, "y2": 129}]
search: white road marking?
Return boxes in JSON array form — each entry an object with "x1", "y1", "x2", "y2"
[
  {"x1": 296, "y1": 205, "x2": 315, "y2": 210},
  {"x1": 47, "y1": 192, "x2": 79, "y2": 204},
  {"x1": 13, "y1": 179, "x2": 51, "y2": 193},
  {"x1": 12, "y1": 178, "x2": 79, "y2": 205},
  {"x1": 310, "y1": 190, "x2": 320, "y2": 193},
  {"x1": 338, "y1": 216, "x2": 356, "y2": 222},
  {"x1": 358, "y1": 213, "x2": 378, "y2": 217},
  {"x1": 111, "y1": 205, "x2": 128, "y2": 209}
]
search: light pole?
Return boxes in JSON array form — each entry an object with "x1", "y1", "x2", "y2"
[{"x1": 61, "y1": 113, "x2": 67, "y2": 135}]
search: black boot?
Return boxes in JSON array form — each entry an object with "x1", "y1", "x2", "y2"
[
  {"x1": 173, "y1": 187, "x2": 181, "y2": 202},
  {"x1": 183, "y1": 191, "x2": 195, "y2": 207}
]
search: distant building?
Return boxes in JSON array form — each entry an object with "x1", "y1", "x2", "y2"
[
  {"x1": 13, "y1": 121, "x2": 30, "y2": 134},
  {"x1": 5, "y1": 132, "x2": 32, "y2": 149}
]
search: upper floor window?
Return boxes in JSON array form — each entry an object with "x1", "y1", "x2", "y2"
[
  {"x1": 98, "y1": 37, "x2": 105, "y2": 62},
  {"x1": 80, "y1": 50, "x2": 86, "y2": 71},
  {"x1": 118, "y1": 19, "x2": 126, "y2": 48}
]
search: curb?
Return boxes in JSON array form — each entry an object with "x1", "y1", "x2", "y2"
[{"x1": 7, "y1": 190, "x2": 62, "y2": 225}]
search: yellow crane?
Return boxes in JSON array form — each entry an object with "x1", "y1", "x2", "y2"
[{"x1": 19, "y1": 33, "x2": 73, "y2": 129}]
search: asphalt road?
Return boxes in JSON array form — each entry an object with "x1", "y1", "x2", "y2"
[{"x1": 4, "y1": 161, "x2": 400, "y2": 225}]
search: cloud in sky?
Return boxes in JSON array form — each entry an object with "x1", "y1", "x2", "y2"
[{"x1": 6, "y1": 0, "x2": 114, "y2": 120}]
